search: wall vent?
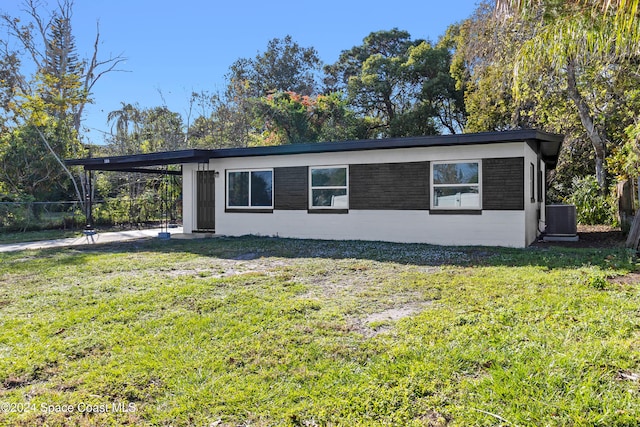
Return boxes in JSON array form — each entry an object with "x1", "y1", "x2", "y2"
[{"x1": 546, "y1": 204, "x2": 577, "y2": 236}]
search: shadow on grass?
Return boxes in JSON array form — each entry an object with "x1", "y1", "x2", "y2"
[
  {"x1": 30, "y1": 234, "x2": 632, "y2": 271},
  {"x1": 0, "y1": 233, "x2": 634, "y2": 272}
]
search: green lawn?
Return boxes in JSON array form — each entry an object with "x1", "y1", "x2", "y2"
[{"x1": 0, "y1": 237, "x2": 638, "y2": 426}]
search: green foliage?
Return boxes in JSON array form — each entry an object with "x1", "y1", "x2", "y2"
[
  {"x1": 252, "y1": 91, "x2": 315, "y2": 145},
  {"x1": 0, "y1": 123, "x2": 77, "y2": 200},
  {"x1": 608, "y1": 122, "x2": 640, "y2": 180},
  {"x1": 452, "y1": 1, "x2": 640, "y2": 198},
  {"x1": 548, "y1": 137, "x2": 594, "y2": 202},
  {"x1": 325, "y1": 29, "x2": 464, "y2": 137},
  {"x1": 0, "y1": 199, "x2": 84, "y2": 233},
  {"x1": 227, "y1": 35, "x2": 321, "y2": 99},
  {"x1": 566, "y1": 175, "x2": 617, "y2": 225},
  {"x1": 446, "y1": 3, "x2": 519, "y2": 132},
  {"x1": 313, "y1": 91, "x2": 370, "y2": 141},
  {"x1": 107, "y1": 104, "x2": 186, "y2": 154},
  {"x1": 511, "y1": 1, "x2": 640, "y2": 190},
  {"x1": 92, "y1": 176, "x2": 180, "y2": 226},
  {"x1": 210, "y1": 35, "x2": 324, "y2": 147},
  {"x1": 107, "y1": 102, "x2": 143, "y2": 154},
  {"x1": 251, "y1": 91, "x2": 369, "y2": 145},
  {"x1": 0, "y1": 0, "x2": 124, "y2": 205},
  {"x1": 0, "y1": 196, "x2": 34, "y2": 232},
  {"x1": 586, "y1": 269, "x2": 610, "y2": 290},
  {"x1": 139, "y1": 107, "x2": 185, "y2": 152},
  {"x1": 0, "y1": 52, "x2": 21, "y2": 127}
]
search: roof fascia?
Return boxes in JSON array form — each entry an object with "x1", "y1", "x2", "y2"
[{"x1": 65, "y1": 130, "x2": 564, "y2": 171}]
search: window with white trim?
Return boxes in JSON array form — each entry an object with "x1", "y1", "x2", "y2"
[
  {"x1": 226, "y1": 169, "x2": 273, "y2": 208},
  {"x1": 431, "y1": 161, "x2": 481, "y2": 209},
  {"x1": 309, "y1": 166, "x2": 348, "y2": 209}
]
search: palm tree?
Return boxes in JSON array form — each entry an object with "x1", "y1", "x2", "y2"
[{"x1": 107, "y1": 102, "x2": 141, "y2": 155}]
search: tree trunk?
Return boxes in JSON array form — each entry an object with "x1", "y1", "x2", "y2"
[
  {"x1": 34, "y1": 126, "x2": 85, "y2": 210},
  {"x1": 566, "y1": 59, "x2": 607, "y2": 192}
]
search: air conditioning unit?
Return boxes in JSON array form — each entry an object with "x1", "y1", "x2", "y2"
[{"x1": 545, "y1": 204, "x2": 578, "y2": 241}]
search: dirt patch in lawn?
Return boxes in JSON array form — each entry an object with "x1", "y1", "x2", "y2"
[
  {"x1": 165, "y1": 257, "x2": 292, "y2": 279},
  {"x1": 364, "y1": 302, "x2": 431, "y2": 324},
  {"x1": 609, "y1": 271, "x2": 640, "y2": 285},
  {"x1": 357, "y1": 301, "x2": 434, "y2": 337}
]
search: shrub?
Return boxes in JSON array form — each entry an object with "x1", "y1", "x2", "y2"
[{"x1": 566, "y1": 176, "x2": 617, "y2": 225}]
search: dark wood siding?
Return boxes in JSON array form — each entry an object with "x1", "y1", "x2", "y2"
[
  {"x1": 274, "y1": 166, "x2": 308, "y2": 210},
  {"x1": 482, "y1": 157, "x2": 524, "y2": 210},
  {"x1": 350, "y1": 162, "x2": 430, "y2": 210},
  {"x1": 196, "y1": 170, "x2": 216, "y2": 230}
]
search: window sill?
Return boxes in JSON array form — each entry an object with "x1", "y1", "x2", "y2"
[
  {"x1": 429, "y1": 209, "x2": 482, "y2": 215},
  {"x1": 225, "y1": 208, "x2": 274, "y2": 213},
  {"x1": 307, "y1": 209, "x2": 349, "y2": 214}
]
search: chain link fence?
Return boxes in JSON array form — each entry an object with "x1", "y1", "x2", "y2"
[
  {"x1": 0, "y1": 201, "x2": 84, "y2": 232},
  {"x1": 0, "y1": 197, "x2": 182, "y2": 233}
]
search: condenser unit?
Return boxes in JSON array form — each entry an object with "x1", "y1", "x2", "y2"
[{"x1": 545, "y1": 204, "x2": 578, "y2": 241}]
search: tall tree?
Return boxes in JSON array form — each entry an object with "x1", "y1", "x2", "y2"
[
  {"x1": 324, "y1": 29, "x2": 465, "y2": 137},
  {"x1": 445, "y1": 5, "x2": 515, "y2": 132},
  {"x1": 107, "y1": 102, "x2": 142, "y2": 155},
  {"x1": 498, "y1": 0, "x2": 640, "y2": 190},
  {"x1": 0, "y1": 0, "x2": 125, "y2": 203},
  {"x1": 107, "y1": 104, "x2": 186, "y2": 153},
  {"x1": 185, "y1": 90, "x2": 252, "y2": 149},
  {"x1": 325, "y1": 29, "x2": 418, "y2": 136},
  {"x1": 227, "y1": 35, "x2": 321, "y2": 99},
  {"x1": 0, "y1": 120, "x2": 75, "y2": 200},
  {"x1": 139, "y1": 106, "x2": 185, "y2": 152},
  {"x1": 221, "y1": 35, "x2": 323, "y2": 146},
  {"x1": 251, "y1": 91, "x2": 368, "y2": 145},
  {"x1": 448, "y1": 1, "x2": 640, "y2": 202},
  {"x1": 503, "y1": 0, "x2": 640, "y2": 50},
  {"x1": 0, "y1": 52, "x2": 21, "y2": 131}
]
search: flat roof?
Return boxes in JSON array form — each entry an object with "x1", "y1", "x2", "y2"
[{"x1": 66, "y1": 129, "x2": 564, "y2": 172}]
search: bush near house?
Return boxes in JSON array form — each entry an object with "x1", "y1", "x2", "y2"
[{"x1": 567, "y1": 175, "x2": 618, "y2": 226}]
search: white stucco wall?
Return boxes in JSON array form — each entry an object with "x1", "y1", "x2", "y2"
[
  {"x1": 524, "y1": 144, "x2": 542, "y2": 246},
  {"x1": 183, "y1": 142, "x2": 536, "y2": 247},
  {"x1": 217, "y1": 210, "x2": 526, "y2": 247}
]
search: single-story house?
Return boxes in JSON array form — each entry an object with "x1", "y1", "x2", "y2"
[{"x1": 67, "y1": 129, "x2": 563, "y2": 247}]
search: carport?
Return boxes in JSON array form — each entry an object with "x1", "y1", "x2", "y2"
[{"x1": 65, "y1": 149, "x2": 216, "y2": 235}]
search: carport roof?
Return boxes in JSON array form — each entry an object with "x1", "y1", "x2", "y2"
[
  {"x1": 66, "y1": 129, "x2": 564, "y2": 172},
  {"x1": 65, "y1": 149, "x2": 213, "y2": 173}
]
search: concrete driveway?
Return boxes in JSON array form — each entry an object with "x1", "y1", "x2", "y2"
[{"x1": 0, "y1": 227, "x2": 184, "y2": 253}]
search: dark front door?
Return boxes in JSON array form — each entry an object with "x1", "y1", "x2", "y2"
[{"x1": 197, "y1": 170, "x2": 216, "y2": 230}]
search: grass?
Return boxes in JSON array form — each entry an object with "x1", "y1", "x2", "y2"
[{"x1": 0, "y1": 236, "x2": 639, "y2": 426}]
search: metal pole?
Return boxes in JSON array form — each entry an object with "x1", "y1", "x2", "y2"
[
  {"x1": 164, "y1": 166, "x2": 168, "y2": 233},
  {"x1": 158, "y1": 165, "x2": 171, "y2": 239},
  {"x1": 84, "y1": 169, "x2": 94, "y2": 230},
  {"x1": 84, "y1": 169, "x2": 95, "y2": 236}
]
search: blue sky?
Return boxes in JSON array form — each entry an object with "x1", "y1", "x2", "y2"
[{"x1": 1, "y1": 0, "x2": 479, "y2": 143}]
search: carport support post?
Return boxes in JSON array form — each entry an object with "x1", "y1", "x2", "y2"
[
  {"x1": 157, "y1": 166, "x2": 171, "y2": 239},
  {"x1": 84, "y1": 169, "x2": 94, "y2": 232}
]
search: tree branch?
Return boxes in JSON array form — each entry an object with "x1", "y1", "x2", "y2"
[{"x1": 33, "y1": 125, "x2": 84, "y2": 207}]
